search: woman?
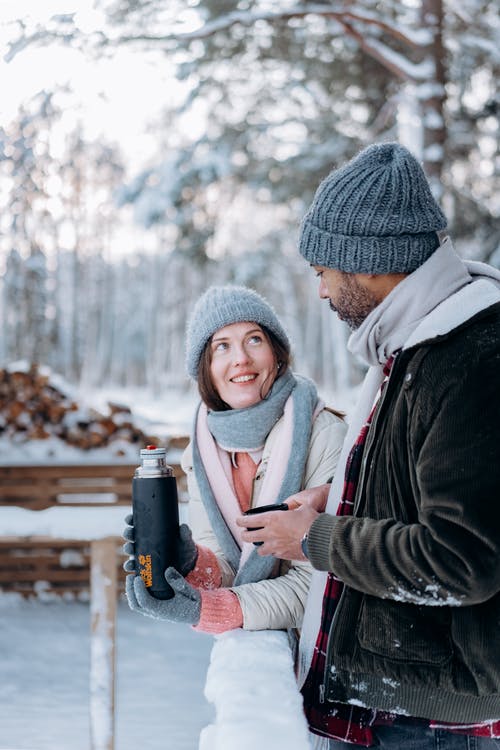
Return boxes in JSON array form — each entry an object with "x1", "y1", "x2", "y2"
[{"x1": 124, "y1": 285, "x2": 346, "y2": 635}]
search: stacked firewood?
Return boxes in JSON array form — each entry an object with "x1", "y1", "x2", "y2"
[{"x1": 0, "y1": 364, "x2": 163, "y2": 451}]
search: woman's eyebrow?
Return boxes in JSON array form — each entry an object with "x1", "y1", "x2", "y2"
[{"x1": 212, "y1": 327, "x2": 261, "y2": 343}]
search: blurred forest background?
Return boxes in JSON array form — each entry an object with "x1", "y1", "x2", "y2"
[{"x1": 0, "y1": 0, "x2": 499, "y2": 397}]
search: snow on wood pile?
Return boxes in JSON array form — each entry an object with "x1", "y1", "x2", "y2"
[{"x1": 0, "y1": 363, "x2": 183, "y2": 454}]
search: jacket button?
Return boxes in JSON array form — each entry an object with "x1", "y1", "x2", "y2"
[{"x1": 404, "y1": 372, "x2": 413, "y2": 387}]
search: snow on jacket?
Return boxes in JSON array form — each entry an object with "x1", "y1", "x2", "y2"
[
  {"x1": 181, "y1": 408, "x2": 346, "y2": 631},
  {"x1": 307, "y1": 301, "x2": 500, "y2": 723}
]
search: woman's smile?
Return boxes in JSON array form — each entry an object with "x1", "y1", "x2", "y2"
[{"x1": 230, "y1": 373, "x2": 257, "y2": 383}]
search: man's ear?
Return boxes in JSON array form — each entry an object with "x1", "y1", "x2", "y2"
[{"x1": 356, "y1": 272, "x2": 407, "y2": 300}]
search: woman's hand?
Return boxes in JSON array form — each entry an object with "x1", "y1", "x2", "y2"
[
  {"x1": 126, "y1": 568, "x2": 201, "y2": 624},
  {"x1": 122, "y1": 514, "x2": 198, "y2": 577}
]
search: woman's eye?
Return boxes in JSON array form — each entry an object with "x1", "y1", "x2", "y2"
[
  {"x1": 213, "y1": 341, "x2": 228, "y2": 353},
  {"x1": 248, "y1": 335, "x2": 262, "y2": 345}
]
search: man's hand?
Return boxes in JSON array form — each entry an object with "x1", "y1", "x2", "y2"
[
  {"x1": 284, "y1": 484, "x2": 331, "y2": 513},
  {"x1": 237, "y1": 502, "x2": 320, "y2": 560}
]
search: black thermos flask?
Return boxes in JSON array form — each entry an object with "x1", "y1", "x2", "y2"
[{"x1": 132, "y1": 445, "x2": 180, "y2": 599}]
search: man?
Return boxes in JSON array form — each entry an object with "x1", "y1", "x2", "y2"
[{"x1": 237, "y1": 143, "x2": 500, "y2": 749}]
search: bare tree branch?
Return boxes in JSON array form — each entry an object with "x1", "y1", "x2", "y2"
[
  {"x1": 5, "y1": 3, "x2": 429, "y2": 62},
  {"x1": 338, "y1": 20, "x2": 433, "y2": 81},
  {"x1": 146, "y1": 4, "x2": 428, "y2": 49}
]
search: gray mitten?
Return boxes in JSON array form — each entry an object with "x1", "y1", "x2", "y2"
[
  {"x1": 125, "y1": 568, "x2": 201, "y2": 624},
  {"x1": 176, "y1": 523, "x2": 198, "y2": 575},
  {"x1": 122, "y1": 514, "x2": 198, "y2": 577},
  {"x1": 122, "y1": 513, "x2": 136, "y2": 573}
]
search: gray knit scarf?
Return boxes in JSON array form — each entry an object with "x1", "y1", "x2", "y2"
[
  {"x1": 207, "y1": 369, "x2": 296, "y2": 451},
  {"x1": 192, "y1": 370, "x2": 319, "y2": 585}
]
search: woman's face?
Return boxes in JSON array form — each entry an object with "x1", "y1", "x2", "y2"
[{"x1": 209, "y1": 321, "x2": 277, "y2": 409}]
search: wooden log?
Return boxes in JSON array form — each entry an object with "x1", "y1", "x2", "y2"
[{"x1": 90, "y1": 537, "x2": 117, "y2": 750}]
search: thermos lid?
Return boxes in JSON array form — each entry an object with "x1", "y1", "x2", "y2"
[
  {"x1": 136, "y1": 444, "x2": 173, "y2": 477},
  {"x1": 140, "y1": 445, "x2": 166, "y2": 458}
]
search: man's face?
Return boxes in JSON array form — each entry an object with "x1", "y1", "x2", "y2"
[{"x1": 313, "y1": 266, "x2": 380, "y2": 330}]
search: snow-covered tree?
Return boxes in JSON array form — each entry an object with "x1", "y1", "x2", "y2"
[
  {"x1": 34, "y1": 0, "x2": 494, "y2": 262},
  {"x1": 1, "y1": 248, "x2": 25, "y2": 363},
  {"x1": 0, "y1": 93, "x2": 126, "y2": 382},
  {"x1": 2, "y1": 0, "x2": 498, "y2": 394}
]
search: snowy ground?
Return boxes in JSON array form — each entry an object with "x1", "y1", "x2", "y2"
[{"x1": 0, "y1": 596, "x2": 214, "y2": 750}]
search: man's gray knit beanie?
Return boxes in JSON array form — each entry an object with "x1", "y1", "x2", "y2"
[
  {"x1": 185, "y1": 285, "x2": 291, "y2": 379},
  {"x1": 299, "y1": 142, "x2": 447, "y2": 274}
]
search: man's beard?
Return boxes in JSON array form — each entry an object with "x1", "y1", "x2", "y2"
[{"x1": 329, "y1": 274, "x2": 380, "y2": 330}]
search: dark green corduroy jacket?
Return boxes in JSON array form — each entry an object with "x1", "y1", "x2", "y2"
[{"x1": 308, "y1": 301, "x2": 500, "y2": 723}]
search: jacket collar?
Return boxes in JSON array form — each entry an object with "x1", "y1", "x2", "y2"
[{"x1": 404, "y1": 281, "x2": 500, "y2": 350}]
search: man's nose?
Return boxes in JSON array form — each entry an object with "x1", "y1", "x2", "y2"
[{"x1": 318, "y1": 277, "x2": 328, "y2": 299}]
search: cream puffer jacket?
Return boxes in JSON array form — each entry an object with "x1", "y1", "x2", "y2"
[{"x1": 181, "y1": 409, "x2": 347, "y2": 631}]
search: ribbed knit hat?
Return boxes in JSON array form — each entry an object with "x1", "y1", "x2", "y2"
[
  {"x1": 185, "y1": 285, "x2": 291, "y2": 379},
  {"x1": 299, "y1": 142, "x2": 447, "y2": 274}
]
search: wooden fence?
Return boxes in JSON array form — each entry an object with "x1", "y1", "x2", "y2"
[{"x1": 0, "y1": 461, "x2": 187, "y2": 596}]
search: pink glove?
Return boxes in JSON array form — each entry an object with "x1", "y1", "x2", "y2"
[
  {"x1": 186, "y1": 544, "x2": 223, "y2": 590},
  {"x1": 193, "y1": 588, "x2": 243, "y2": 635}
]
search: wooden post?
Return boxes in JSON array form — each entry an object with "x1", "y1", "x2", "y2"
[{"x1": 90, "y1": 537, "x2": 117, "y2": 750}]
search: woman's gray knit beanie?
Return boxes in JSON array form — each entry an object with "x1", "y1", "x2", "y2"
[
  {"x1": 185, "y1": 285, "x2": 291, "y2": 379},
  {"x1": 299, "y1": 142, "x2": 447, "y2": 274}
]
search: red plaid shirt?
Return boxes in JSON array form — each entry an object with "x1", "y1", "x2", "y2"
[{"x1": 302, "y1": 354, "x2": 500, "y2": 745}]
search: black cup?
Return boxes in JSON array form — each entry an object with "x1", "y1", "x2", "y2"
[{"x1": 243, "y1": 502, "x2": 289, "y2": 545}]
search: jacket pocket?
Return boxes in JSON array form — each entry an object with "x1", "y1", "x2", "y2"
[{"x1": 357, "y1": 595, "x2": 453, "y2": 666}]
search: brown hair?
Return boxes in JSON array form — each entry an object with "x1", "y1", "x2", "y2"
[{"x1": 197, "y1": 325, "x2": 291, "y2": 411}]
